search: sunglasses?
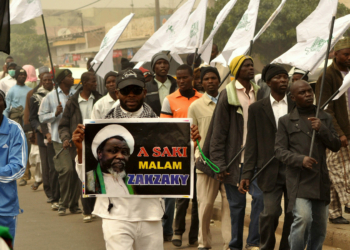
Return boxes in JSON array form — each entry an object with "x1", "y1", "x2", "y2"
[{"x1": 118, "y1": 85, "x2": 144, "y2": 96}]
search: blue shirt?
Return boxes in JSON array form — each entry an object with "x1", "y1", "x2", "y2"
[
  {"x1": 38, "y1": 86, "x2": 76, "y2": 143},
  {"x1": 206, "y1": 92, "x2": 220, "y2": 104},
  {"x1": 3, "y1": 84, "x2": 32, "y2": 117},
  {"x1": 0, "y1": 116, "x2": 28, "y2": 216}
]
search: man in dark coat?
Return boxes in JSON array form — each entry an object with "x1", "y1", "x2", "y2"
[
  {"x1": 58, "y1": 72, "x2": 102, "y2": 221},
  {"x1": 204, "y1": 55, "x2": 263, "y2": 250},
  {"x1": 239, "y1": 64, "x2": 294, "y2": 250},
  {"x1": 275, "y1": 80, "x2": 341, "y2": 250},
  {"x1": 144, "y1": 52, "x2": 177, "y2": 116}
]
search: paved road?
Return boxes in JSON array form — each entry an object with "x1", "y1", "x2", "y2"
[{"x1": 14, "y1": 179, "x2": 342, "y2": 250}]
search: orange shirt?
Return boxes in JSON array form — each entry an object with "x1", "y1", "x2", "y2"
[{"x1": 160, "y1": 89, "x2": 203, "y2": 118}]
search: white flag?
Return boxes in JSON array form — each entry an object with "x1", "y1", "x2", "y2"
[
  {"x1": 170, "y1": 0, "x2": 208, "y2": 64},
  {"x1": 333, "y1": 72, "x2": 350, "y2": 100},
  {"x1": 210, "y1": 0, "x2": 260, "y2": 66},
  {"x1": 131, "y1": 0, "x2": 196, "y2": 63},
  {"x1": 199, "y1": 0, "x2": 238, "y2": 64},
  {"x1": 272, "y1": 14, "x2": 350, "y2": 74},
  {"x1": 296, "y1": 0, "x2": 338, "y2": 43},
  {"x1": 10, "y1": 0, "x2": 43, "y2": 24},
  {"x1": 92, "y1": 13, "x2": 134, "y2": 75},
  {"x1": 92, "y1": 50, "x2": 114, "y2": 79}
]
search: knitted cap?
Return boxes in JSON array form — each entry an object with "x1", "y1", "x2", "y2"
[
  {"x1": 200, "y1": 66, "x2": 221, "y2": 83},
  {"x1": 151, "y1": 52, "x2": 170, "y2": 72},
  {"x1": 261, "y1": 64, "x2": 288, "y2": 83},
  {"x1": 229, "y1": 55, "x2": 253, "y2": 78},
  {"x1": 55, "y1": 69, "x2": 72, "y2": 84}
]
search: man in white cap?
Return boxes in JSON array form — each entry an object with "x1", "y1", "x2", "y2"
[
  {"x1": 86, "y1": 124, "x2": 135, "y2": 195},
  {"x1": 72, "y1": 68, "x2": 200, "y2": 250}
]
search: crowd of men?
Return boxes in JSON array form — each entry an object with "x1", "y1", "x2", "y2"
[{"x1": 0, "y1": 38, "x2": 350, "y2": 250}]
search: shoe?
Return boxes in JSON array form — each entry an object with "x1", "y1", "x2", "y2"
[
  {"x1": 18, "y1": 179, "x2": 27, "y2": 186},
  {"x1": 51, "y1": 203, "x2": 59, "y2": 211},
  {"x1": 198, "y1": 248, "x2": 210, "y2": 250},
  {"x1": 70, "y1": 207, "x2": 83, "y2": 214},
  {"x1": 329, "y1": 216, "x2": 350, "y2": 224},
  {"x1": 83, "y1": 214, "x2": 93, "y2": 223},
  {"x1": 246, "y1": 244, "x2": 260, "y2": 250},
  {"x1": 172, "y1": 235, "x2": 182, "y2": 247},
  {"x1": 58, "y1": 207, "x2": 66, "y2": 216},
  {"x1": 163, "y1": 235, "x2": 172, "y2": 242},
  {"x1": 345, "y1": 206, "x2": 350, "y2": 214},
  {"x1": 187, "y1": 240, "x2": 198, "y2": 247},
  {"x1": 31, "y1": 181, "x2": 42, "y2": 190},
  {"x1": 91, "y1": 214, "x2": 96, "y2": 219},
  {"x1": 47, "y1": 198, "x2": 53, "y2": 203}
]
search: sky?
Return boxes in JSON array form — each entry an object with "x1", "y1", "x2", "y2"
[{"x1": 40, "y1": 0, "x2": 200, "y2": 10}]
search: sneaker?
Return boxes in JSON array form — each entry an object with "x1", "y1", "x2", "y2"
[
  {"x1": 83, "y1": 214, "x2": 93, "y2": 223},
  {"x1": 58, "y1": 207, "x2": 66, "y2": 216},
  {"x1": 51, "y1": 203, "x2": 59, "y2": 211},
  {"x1": 18, "y1": 179, "x2": 27, "y2": 186},
  {"x1": 329, "y1": 216, "x2": 350, "y2": 224},
  {"x1": 245, "y1": 244, "x2": 260, "y2": 250},
  {"x1": 172, "y1": 235, "x2": 182, "y2": 247},
  {"x1": 70, "y1": 207, "x2": 83, "y2": 214},
  {"x1": 91, "y1": 214, "x2": 96, "y2": 219}
]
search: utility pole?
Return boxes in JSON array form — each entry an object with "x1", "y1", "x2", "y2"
[
  {"x1": 155, "y1": 0, "x2": 160, "y2": 31},
  {"x1": 131, "y1": 0, "x2": 134, "y2": 13},
  {"x1": 78, "y1": 12, "x2": 84, "y2": 33}
]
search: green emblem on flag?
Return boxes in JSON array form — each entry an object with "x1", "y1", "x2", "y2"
[
  {"x1": 100, "y1": 37, "x2": 108, "y2": 50},
  {"x1": 190, "y1": 21, "x2": 199, "y2": 39},
  {"x1": 212, "y1": 21, "x2": 219, "y2": 31},
  {"x1": 236, "y1": 14, "x2": 251, "y2": 31},
  {"x1": 167, "y1": 25, "x2": 174, "y2": 34},
  {"x1": 305, "y1": 37, "x2": 328, "y2": 55},
  {"x1": 27, "y1": 0, "x2": 35, "y2": 3}
]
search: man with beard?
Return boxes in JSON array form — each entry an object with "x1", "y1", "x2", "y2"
[{"x1": 86, "y1": 125, "x2": 135, "y2": 195}]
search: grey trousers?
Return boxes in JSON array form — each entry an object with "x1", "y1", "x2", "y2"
[
  {"x1": 39, "y1": 144, "x2": 60, "y2": 202},
  {"x1": 53, "y1": 142, "x2": 80, "y2": 210}
]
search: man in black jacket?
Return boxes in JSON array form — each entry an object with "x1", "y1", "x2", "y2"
[
  {"x1": 239, "y1": 64, "x2": 294, "y2": 250},
  {"x1": 144, "y1": 52, "x2": 177, "y2": 116},
  {"x1": 275, "y1": 80, "x2": 341, "y2": 250},
  {"x1": 58, "y1": 72, "x2": 102, "y2": 221}
]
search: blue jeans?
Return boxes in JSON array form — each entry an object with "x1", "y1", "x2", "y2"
[
  {"x1": 162, "y1": 198, "x2": 176, "y2": 236},
  {"x1": 289, "y1": 198, "x2": 328, "y2": 250},
  {"x1": 0, "y1": 216, "x2": 17, "y2": 246},
  {"x1": 224, "y1": 174, "x2": 263, "y2": 250}
]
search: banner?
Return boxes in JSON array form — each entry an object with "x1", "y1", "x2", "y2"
[
  {"x1": 296, "y1": 0, "x2": 338, "y2": 43},
  {"x1": 170, "y1": 0, "x2": 208, "y2": 64},
  {"x1": 272, "y1": 14, "x2": 350, "y2": 74},
  {"x1": 0, "y1": 0, "x2": 10, "y2": 54},
  {"x1": 83, "y1": 119, "x2": 194, "y2": 198},
  {"x1": 131, "y1": 0, "x2": 195, "y2": 63},
  {"x1": 210, "y1": 0, "x2": 260, "y2": 66},
  {"x1": 10, "y1": 0, "x2": 43, "y2": 25},
  {"x1": 200, "y1": 0, "x2": 238, "y2": 64},
  {"x1": 92, "y1": 13, "x2": 134, "y2": 77}
]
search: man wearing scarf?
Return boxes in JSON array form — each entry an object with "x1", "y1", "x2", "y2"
[{"x1": 30, "y1": 72, "x2": 60, "y2": 209}]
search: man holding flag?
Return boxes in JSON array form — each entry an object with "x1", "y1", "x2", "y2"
[{"x1": 316, "y1": 37, "x2": 350, "y2": 224}]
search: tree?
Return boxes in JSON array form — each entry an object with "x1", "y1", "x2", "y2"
[
  {"x1": 0, "y1": 19, "x2": 47, "y2": 68},
  {"x1": 205, "y1": 0, "x2": 350, "y2": 65}
]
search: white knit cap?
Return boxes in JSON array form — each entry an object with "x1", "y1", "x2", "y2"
[{"x1": 91, "y1": 125, "x2": 135, "y2": 160}]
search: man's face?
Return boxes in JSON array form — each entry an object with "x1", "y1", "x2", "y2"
[
  {"x1": 202, "y1": 72, "x2": 219, "y2": 93},
  {"x1": 116, "y1": 85, "x2": 147, "y2": 112},
  {"x1": 84, "y1": 75, "x2": 97, "y2": 92},
  {"x1": 292, "y1": 73, "x2": 303, "y2": 83},
  {"x1": 193, "y1": 75, "x2": 203, "y2": 92},
  {"x1": 7, "y1": 65, "x2": 16, "y2": 71},
  {"x1": 210, "y1": 44, "x2": 219, "y2": 62},
  {"x1": 176, "y1": 69, "x2": 193, "y2": 91},
  {"x1": 335, "y1": 48, "x2": 350, "y2": 68},
  {"x1": 98, "y1": 138, "x2": 130, "y2": 173},
  {"x1": 0, "y1": 95, "x2": 5, "y2": 114},
  {"x1": 38, "y1": 72, "x2": 48, "y2": 82},
  {"x1": 105, "y1": 76, "x2": 116, "y2": 94},
  {"x1": 237, "y1": 59, "x2": 255, "y2": 81},
  {"x1": 291, "y1": 81, "x2": 314, "y2": 108},
  {"x1": 62, "y1": 73, "x2": 74, "y2": 87},
  {"x1": 267, "y1": 74, "x2": 289, "y2": 96},
  {"x1": 17, "y1": 72, "x2": 27, "y2": 84},
  {"x1": 42, "y1": 73, "x2": 54, "y2": 91},
  {"x1": 154, "y1": 59, "x2": 169, "y2": 77}
]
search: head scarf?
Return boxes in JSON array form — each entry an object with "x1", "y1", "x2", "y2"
[
  {"x1": 23, "y1": 65, "x2": 37, "y2": 82},
  {"x1": 229, "y1": 55, "x2": 253, "y2": 78}
]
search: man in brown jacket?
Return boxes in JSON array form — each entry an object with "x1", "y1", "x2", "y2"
[{"x1": 316, "y1": 37, "x2": 350, "y2": 224}]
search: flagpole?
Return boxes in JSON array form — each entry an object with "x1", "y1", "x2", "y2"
[
  {"x1": 41, "y1": 15, "x2": 60, "y2": 103},
  {"x1": 309, "y1": 15, "x2": 336, "y2": 157},
  {"x1": 192, "y1": 48, "x2": 199, "y2": 70}
]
